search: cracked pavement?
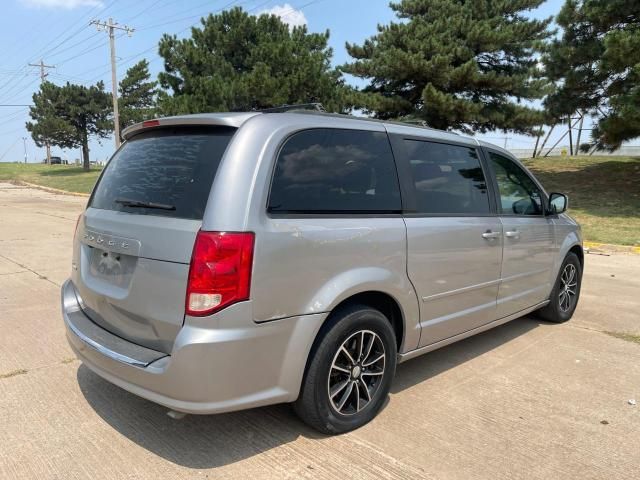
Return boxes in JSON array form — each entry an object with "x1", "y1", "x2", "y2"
[{"x1": 0, "y1": 183, "x2": 639, "y2": 479}]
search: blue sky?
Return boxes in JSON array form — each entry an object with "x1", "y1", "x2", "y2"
[{"x1": 1, "y1": 0, "x2": 566, "y2": 163}]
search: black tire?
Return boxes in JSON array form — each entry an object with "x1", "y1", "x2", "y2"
[
  {"x1": 293, "y1": 304, "x2": 397, "y2": 435},
  {"x1": 538, "y1": 252, "x2": 582, "y2": 323}
]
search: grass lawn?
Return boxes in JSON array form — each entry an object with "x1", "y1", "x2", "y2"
[
  {"x1": 0, "y1": 155, "x2": 638, "y2": 246},
  {"x1": 0, "y1": 163, "x2": 101, "y2": 194},
  {"x1": 605, "y1": 331, "x2": 640, "y2": 345},
  {"x1": 524, "y1": 156, "x2": 640, "y2": 246}
]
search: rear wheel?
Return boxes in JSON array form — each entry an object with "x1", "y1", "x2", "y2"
[
  {"x1": 294, "y1": 304, "x2": 397, "y2": 434},
  {"x1": 538, "y1": 252, "x2": 582, "y2": 323}
]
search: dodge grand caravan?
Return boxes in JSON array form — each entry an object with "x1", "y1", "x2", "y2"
[{"x1": 62, "y1": 110, "x2": 583, "y2": 434}]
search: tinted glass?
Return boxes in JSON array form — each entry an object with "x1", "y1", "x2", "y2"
[
  {"x1": 404, "y1": 140, "x2": 490, "y2": 214},
  {"x1": 489, "y1": 152, "x2": 543, "y2": 215},
  {"x1": 90, "y1": 126, "x2": 235, "y2": 220},
  {"x1": 268, "y1": 129, "x2": 401, "y2": 213}
]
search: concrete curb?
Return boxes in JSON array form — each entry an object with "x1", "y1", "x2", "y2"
[
  {"x1": 584, "y1": 241, "x2": 640, "y2": 255},
  {"x1": 12, "y1": 180, "x2": 90, "y2": 198}
]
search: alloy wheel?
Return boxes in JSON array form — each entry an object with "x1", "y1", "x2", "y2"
[
  {"x1": 558, "y1": 263, "x2": 578, "y2": 312},
  {"x1": 327, "y1": 330, "x2": 386, "y2": 416}
]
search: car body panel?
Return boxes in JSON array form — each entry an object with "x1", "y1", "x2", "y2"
[
  {"x1": 63, "y1": 279, "x2": 327, "y2": 413},
  {"x1": 496, "y1": 216, "x2": 556, "y2": 318},
  {"x1": 62, "y1": 110, "x2": 582, "y2": 415},
  {"x1": 404, "y1": 217, "x2": 503, "y2": 347}
]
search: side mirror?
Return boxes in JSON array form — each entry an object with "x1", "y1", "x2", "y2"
[{"x1": 548, "y1": 192, "x2": 568, "y2": 215}]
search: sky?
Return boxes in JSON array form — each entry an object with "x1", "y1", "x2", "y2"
[{"x1": 1, "y1": 0, "x2": 571, "y2": 163}]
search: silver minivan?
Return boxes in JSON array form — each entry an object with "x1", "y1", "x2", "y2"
[{"x1": 62, "y1": 110, "x2": 583, "y2": 434}]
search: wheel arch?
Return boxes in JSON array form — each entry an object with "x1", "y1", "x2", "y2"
[
  {"x1": 297, "y1": 290, "x2": 407, "y2": 397},
  {"x1": 327, "y1": 291, "x2": 405, "y2": 353},
  {"x1": 569, "y1": 244, "x2": 584, "y2": 268}
]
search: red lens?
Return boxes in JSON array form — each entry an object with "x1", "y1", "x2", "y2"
[
  {"x1": 185, "y1": 231, "x2": 255, "y2": 316},
  {"x1": 143, "y1": 120, "x2": 160, "y2": 128}
]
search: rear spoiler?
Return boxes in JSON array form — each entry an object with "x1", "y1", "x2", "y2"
[{"x1": 121, "y1": 112, "x2": 261, "y2": 140}]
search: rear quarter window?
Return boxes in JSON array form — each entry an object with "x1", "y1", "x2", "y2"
[
  {"x1": 89, "y1": 126, "x2": 236, "y2": 220},
  {"x1": 268, "y1": 128, "x2": 401, "y2": 213}
]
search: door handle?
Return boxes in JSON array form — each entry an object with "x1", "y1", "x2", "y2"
[
  {"x1": 482, "y1": 230, "x2": 501, "y2": 239},
  {"x1": 505, "y1": 230, "x2": 520, "y2": 239}
]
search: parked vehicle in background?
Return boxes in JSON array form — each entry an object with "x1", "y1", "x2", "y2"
[
  {"x1": 61, "y1": 108, "x2": 583, "y2": 434},
  {"x1": 43, "y1": 156, "x2": 68, "y2": 165}
]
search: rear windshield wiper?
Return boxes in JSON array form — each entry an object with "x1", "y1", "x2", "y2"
[{"x1": 114, "y1": 198, "x2": 176, "y2": 211}]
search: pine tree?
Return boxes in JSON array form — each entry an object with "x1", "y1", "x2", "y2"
[
  {"x1": 157, "y1": 7, "x2": 349, "y2": 114},
  {"x1": 342, "y1": 0, "x2": 552, "y2": 134},
  {"x1": 545, "y1": 0, "x2": 640, "y2": 150},
  {"x1": 27, "y1": 81, "x2": 112, "y2": 171},
  {"x1": 118, "y1": 59, "x2": 158, "y2": 132}
]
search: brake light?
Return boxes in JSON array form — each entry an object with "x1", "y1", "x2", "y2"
[
  {"x1": 143, "y1": 119, "x2": 160, "y2": 128},
  {"x1": 186, "y1": 231, "x2": 255, "y2": 316}
]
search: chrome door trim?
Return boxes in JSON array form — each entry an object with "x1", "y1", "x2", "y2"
[
  {"x1": 500, "y1": 267, "x2": 550, "y2": 283},
  {"x1": 421, "y1": 278, "x2": 502, "y2": 302}
]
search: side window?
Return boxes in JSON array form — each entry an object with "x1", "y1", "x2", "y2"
[
  {"x1": 268, "y1": 129, "x2": 401, "y2": 213},
  {"x1": 404, "y1": 140, "x2": 490, "y2": 214},
  {"x1": 488, "y1": 152, "x2": 543, "y2": 216}
]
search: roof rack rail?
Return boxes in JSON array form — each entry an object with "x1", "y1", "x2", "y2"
[{"x1": 258, "y1": 103, "x2": 326, "y2": 113}]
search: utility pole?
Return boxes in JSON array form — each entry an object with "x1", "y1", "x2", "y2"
[
  {"x1": 28, "y1": 59, "x2": 55, "y2": 164},
  {"x1": 22, "y1": 137, "x2": 28, "y2": 163},
  {"x1": 91, "y1": 18, "x2": 134, "y2": 149}
]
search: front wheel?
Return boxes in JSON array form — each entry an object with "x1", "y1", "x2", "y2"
[
  {"x1": 294, "y1": 305, "x2": 397, "y2": 434},
  {"x1": 538, "y1": 252, "x2": 582, "y2": 323}
]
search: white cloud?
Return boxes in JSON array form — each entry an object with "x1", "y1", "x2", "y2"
[
  {"x1": 260, "y1": 3, "x2": 307, "y2": 29},
  {"x1": 21, "y1": 0, "x2": 102, "y2": 9}
]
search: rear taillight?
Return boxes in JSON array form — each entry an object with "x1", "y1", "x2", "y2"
[{"x1": 185, "y1": 231, "x2": 255, "y2": 316}]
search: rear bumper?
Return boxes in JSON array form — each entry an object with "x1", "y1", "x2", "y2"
[{"x1": 61, "y1": 279, "x2": 326, "y2": 414}]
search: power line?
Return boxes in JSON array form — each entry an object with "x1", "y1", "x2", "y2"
[
  {"x1": 0, "y1": 77, "x2": 40, "y2": 106},
  {"x1": 0, "y1": 0, "x2": 123, "y2": 108},
  {"x1": 0, "y1": 69, "x2": 31, "y2": 100},
  {"x1": 124, "y1": 0, "x2": 173, "y2": 23},
  {"x1": 0, "y1": 137, "x2": 22, "y2": 162},
  {"x1": 67, "y1": 0, "x2": 265, "y2": 84},
  {"x1": 137, "y1": 0, "x2": 241, "y2": 31},
  {"x1": 47, "y1": 31, "x2": 102, "y2": 60},
  {"x1": 31, "y1": 0, "x2": 124, "y2": 62},
  {"x1": 0, "y1": 109, "x2": 29, "y2": 129},
  {"x1": 55, "y1": 34, "x2": 126, "y2": 67}
]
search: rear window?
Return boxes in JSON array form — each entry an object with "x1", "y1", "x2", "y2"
[
  {"x1": 90, "y1": 126, "x2": 235, "y2": 220},
  {"x1": 268, "y1": 128, "x2": 401, "y2": 213}
]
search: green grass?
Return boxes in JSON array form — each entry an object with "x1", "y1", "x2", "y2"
[
  {"x1": 1, "y1": 155, "x2": 638, "y2": 245},
  {"x1": 0, "y1": 163, "x2": 101, "y2": 194},
  {"x1": 604, "y1": 331, "x2": 640, "y2": 345},
  {"x1": 523, "y1": 156, "x2": 640, "y2": 246}
]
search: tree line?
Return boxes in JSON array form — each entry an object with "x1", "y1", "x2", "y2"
[{"x1": 27, "y1": 0, "x2": 640, "y2": 170}]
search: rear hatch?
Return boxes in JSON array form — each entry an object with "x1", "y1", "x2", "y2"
[{"x1": 73, "y1": 125, "x2": 236, "y2": 353}]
